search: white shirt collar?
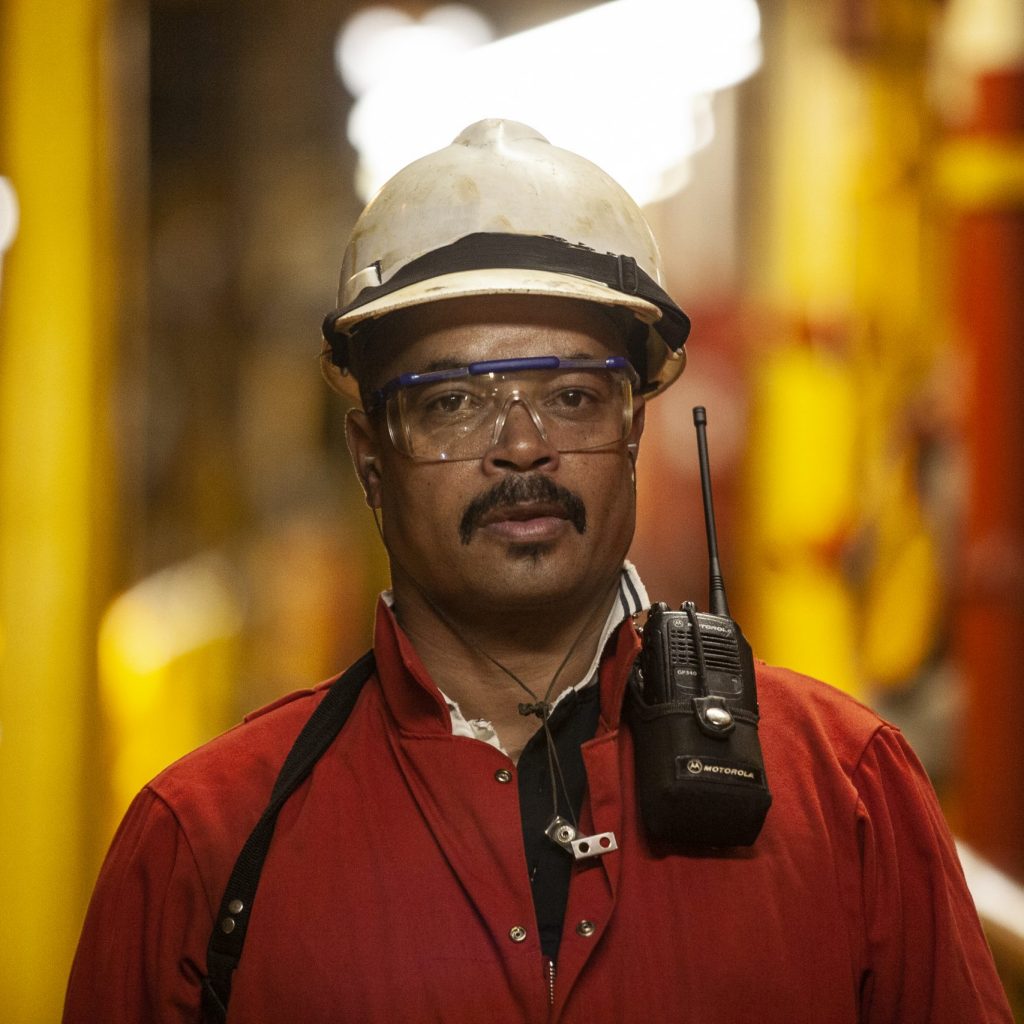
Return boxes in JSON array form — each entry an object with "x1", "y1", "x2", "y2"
[{"x1": 432, "y1": 562, "x2": 649, "y2": 754}]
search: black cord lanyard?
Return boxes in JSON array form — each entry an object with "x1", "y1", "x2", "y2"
[{"x1": 201, "y1": 651, "x2": 376, "y2": 1022}]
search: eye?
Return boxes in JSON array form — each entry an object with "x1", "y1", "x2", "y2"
[
  {"x1": 416, "y1": 388, "x2": 484, "y2": 420},
  {"x1": 544, "y1": 381, "x2": 610, "y2": 417},
  {"x1": 429, "y1": 392, "x2": 469, "y2": 414},
  {"x1": 551, "y1": 388, "x2": 592, "y2": 409}
]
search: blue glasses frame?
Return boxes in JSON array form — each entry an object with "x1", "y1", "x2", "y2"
[{"x1": 367, "y1": 355, "x2": 640, "y2": 413}]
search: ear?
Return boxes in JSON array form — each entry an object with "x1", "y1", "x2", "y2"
[{"x1": 345, "y1": 409, "x2": 383, "y2": 509}]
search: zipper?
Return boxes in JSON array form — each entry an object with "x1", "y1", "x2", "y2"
[{"x1": 546, "y1": 958, "x2": 556, "y2": 1006}]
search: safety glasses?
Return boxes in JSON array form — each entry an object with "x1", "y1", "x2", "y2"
[{"x1": 368, "y1": 356, "x2": 639, "y2": 463}]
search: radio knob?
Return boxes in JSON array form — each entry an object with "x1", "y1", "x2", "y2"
[{"x1": 706, "y1": 706, "x2": 733, "y2": 728}]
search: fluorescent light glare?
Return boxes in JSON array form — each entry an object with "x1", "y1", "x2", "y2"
[
  {"x1": 957, "y1": 841, "x2": 1024, "y2": 942},
  {"x1": 0, "y1": 177, "x2": 19, "y2": 254},
  {"x1": 336, "y1": 3, "x2": 494, "y2": 99},
  {"x1": 335, "y1": 6, "x2": 411, "y2": 98},
  {"x1": 422, "y1": 4, "x2": 493, "y2": 48},
  {"x1": 0, "y1": 176, "x2": 19, "y2": 300},
  {"x1": 346, "y1": 0, "x2": 762, "y2": 205}
]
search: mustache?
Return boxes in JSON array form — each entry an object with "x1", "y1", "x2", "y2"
[{"x1": 459, "y1": 475, "x2": 587, "y2": 544}]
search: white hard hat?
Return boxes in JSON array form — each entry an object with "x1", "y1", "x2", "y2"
[{"x1": 322, "y1": 119, "x2": 690, "y2": 398}]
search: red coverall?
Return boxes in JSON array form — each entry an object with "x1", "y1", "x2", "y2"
[{"x1": 64, "y1": 601, "x2": 1013, "y2": 1022}]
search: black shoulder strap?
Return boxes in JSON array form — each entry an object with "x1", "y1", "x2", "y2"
[{"x1": 200, "y1": 650, "x2": 376, "y2": 1022}]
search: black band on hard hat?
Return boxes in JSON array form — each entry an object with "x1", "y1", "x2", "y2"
[{"x1": 321, "y1": 232, "x2": 690, "y2": 369}]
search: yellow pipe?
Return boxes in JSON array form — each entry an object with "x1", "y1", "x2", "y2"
[
  {"x1": 0, "y1": 0, "x2": 117, "y2": 1018},
  {"x1": 935, "y1": 137, "x2": 1024, "y2": 208},
  {"x1": 741, "y1": 0, "x2": 940, "y2": 696}
]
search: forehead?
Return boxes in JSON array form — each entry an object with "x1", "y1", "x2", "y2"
[{"x1": 371, "y1": 295, "x2": 632, "y2": 381}]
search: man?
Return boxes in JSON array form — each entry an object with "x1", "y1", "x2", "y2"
[{"x1": 65, "y1": 120, "x2": 1012, "y2": 1022}]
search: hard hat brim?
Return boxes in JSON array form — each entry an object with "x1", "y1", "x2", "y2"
[
  {"x1": 323, "y1": 266, "x2": 685, "y2": 401},
  {"x1": 331, "y1": 267, "x2": 663, "y2": 333}
]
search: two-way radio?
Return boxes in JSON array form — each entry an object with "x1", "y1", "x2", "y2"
[{"x1": 626, "y1": 407, "x2": 772, "y2": 848}]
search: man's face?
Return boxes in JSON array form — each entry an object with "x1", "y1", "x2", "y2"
[{"x1": 346, "y1": 295, "x2": 645, "y2": 624}]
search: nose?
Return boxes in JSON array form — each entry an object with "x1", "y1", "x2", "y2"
[{"x1": 483, "y1": 397, "x2": 560, "y2": 474}]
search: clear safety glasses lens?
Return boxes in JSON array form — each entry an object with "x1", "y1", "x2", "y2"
[{"x1": 384, "y1": 364, "x2": 635, "y2": 462}]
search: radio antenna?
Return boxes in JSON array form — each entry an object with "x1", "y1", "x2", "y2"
[{"x1": 692, "y1": 406, "x2": 730, "y2": 618}]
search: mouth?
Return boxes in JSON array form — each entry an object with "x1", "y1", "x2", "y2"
[
  {"x1": 458, "y1": 475, "x2": 588, "y2": 544},
  {"x1": 478, "y1": 502, "x2": 569, "y2": 527},
  {"x1": 478, "y1": 502, "x2": 571, "y2": 544}
]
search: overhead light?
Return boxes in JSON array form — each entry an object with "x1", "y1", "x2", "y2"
[
  {"x1": 337, "y1": 0, "x2": 761, "y2": 206},
  {"x1": 336, "y1": 4, "x2": 495, "y2": 99}
]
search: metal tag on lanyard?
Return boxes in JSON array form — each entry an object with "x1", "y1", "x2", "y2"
[{"x1": 545, "y1": 815, "x2": 618, "y2": 861}]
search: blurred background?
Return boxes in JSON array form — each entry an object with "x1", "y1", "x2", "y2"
[{"x1": 1, "y1": 0, "x2": 1022, "y2": 1018}]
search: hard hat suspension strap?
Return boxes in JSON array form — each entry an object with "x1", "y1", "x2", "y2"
[{"x1": 322, "y1": 232, "x2": 691, "y2": 362}]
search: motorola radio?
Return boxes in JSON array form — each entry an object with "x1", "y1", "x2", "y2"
[{"x1": 627, "y1": 407, "x2": 771, "y2": 848}]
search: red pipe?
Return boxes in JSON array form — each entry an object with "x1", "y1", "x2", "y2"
[{"x1": 954, "y1": 69, "x2": 1024, "y2": 879}]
